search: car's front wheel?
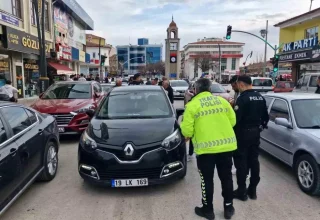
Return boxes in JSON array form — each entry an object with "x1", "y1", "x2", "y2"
[
  {"x1": 295, "y1": 154, "x2": 320, "y2": 196},
  {"x1": 38, "y1": 141, "x2": 59, "y2": 181}
]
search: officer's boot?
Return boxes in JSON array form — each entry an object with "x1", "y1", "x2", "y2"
[
  {"x1": 247, "y1": 186, "x2": 257, "y2": 200},
  {"x1": 233, "y1": 188, "x2": 248, "y2": 201},
  {"x1": 195, "y1": 206, "x2": 215, "y2": 220},
  {"x1": 224, "y1": 204, "x2": 235, "y2": 219}
]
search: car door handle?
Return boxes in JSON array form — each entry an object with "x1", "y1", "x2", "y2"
[
  {"x1": 38, "y1": 129, "x2": 44, "y2": 135},
  {"x1": 10, "y1": 148, "x2": 17, "y2": 156}
]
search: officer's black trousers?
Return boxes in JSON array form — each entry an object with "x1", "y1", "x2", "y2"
[
  {"x1": 196, "y1": 152, "x2": 234, "y2": 211},
  {"x1": 234, "y1": 127, "x2": 261, "y2": 194}
]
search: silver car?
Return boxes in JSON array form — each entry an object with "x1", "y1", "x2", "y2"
[
  {"x1": 261, "y1": 93, "x2": 320, "y2": 196},
  {"x1": 170, "y1": 80, "x2": 189, "y2": 98}
]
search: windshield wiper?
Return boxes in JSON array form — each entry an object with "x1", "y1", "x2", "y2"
[{"x1": 302, "y1": 125, "x2": 320, "y2": 129}]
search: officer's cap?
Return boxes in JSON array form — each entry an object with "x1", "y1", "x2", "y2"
[
  {"x1": 237, "y1": 75, "x2": 252, "y2": 85},
  {"x1": 229, "y1": 75, "x2": 239, "y2": 84}
]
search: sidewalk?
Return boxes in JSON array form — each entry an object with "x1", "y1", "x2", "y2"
[{"x1": 18, "y1": 97, "x2": 38, "y2": 107}]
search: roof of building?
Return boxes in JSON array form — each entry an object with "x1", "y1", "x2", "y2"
[
  {"x1": 169, "y1": 16, "x2": 177, "y2": 27},
  {"x1": 274, "y1": 7, "x2": 320, "y2": 27},
  {"x1": 188, "y1": 40, "x2": 245, "y2": 45},
  {"x1": 86, "y1": 42, "x2": 112, "y2": 48}
]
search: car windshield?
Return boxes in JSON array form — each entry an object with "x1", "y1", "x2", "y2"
[
  {"x1": 101, "y1": 84, "x2": 114, "y2": 92},
  {"x1": 42, "y1": 83, "x2": 91, "y2": 99},
  {"x1": 97, "y1": 90, "x2": 172, "y2": 119},
  {"x1": 170, "y1": 81, "x2": 189, "y2": 87},
  {"x1": 210, "y1": 84, "x2": 226, "y2": 93},
  {"x1": 252, "y1": 79, "x2": 273, "y2": 87},
  {"x1": 291, "y1": 99, "x2": 320, "y2": 128}
]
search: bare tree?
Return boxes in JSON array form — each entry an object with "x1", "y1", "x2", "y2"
[{"x1": 109, "y1": 54, "x2": 118, "y2": 76}]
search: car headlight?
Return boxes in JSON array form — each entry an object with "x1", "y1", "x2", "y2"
[
  {"x1": 72, "y1": 104, "x2": 95, "y2": 114},
  {"x1": 161, "y1": 129, "x2": 181, "y2": 151},
  {"x1": 80, "y1": 130, "x2": 97, "y2": 151}
]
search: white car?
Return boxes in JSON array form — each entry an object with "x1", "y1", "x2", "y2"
[
  {"x1": 170, "y1": 80, "x2": 189, "y2": 98},
  {"x1": 251, "y1": 77, "x2": 274, "y2": 93}
]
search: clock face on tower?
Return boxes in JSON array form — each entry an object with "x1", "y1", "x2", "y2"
[
  {"x1": 170, "y1": 43, "x2": 177, "y2": 51},
  {"x1": 170, "y1": 56, "x2": 176, "y2": 63}
]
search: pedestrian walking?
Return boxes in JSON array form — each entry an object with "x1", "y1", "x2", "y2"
[
  {"x1": 128, "y1": 74, "x2": 143, "y2": 85},
  {"x1": 0, "y1": 80, "x2": 18, "y2": 102},
  {"x1": 315, "y1": 76, "x2": 320, "y2": 94},
  {"x1": 162, "y1": 80, "x2": 174, "y2": 104},
  {"x1": 158, "y1": 76, "x2": 167, "y2": 86},
  {"x1": 95, "y1": 74, "x2": 100, "y2": 82},
  {"x1": 78, "y1": 73, "x2": 86, "y2": 81},
  {"x1": 233, "y1": 75, "x2": 269, "y2": 201},
  {"x1": 180, "y1": 78, "x2": 237, "y2": 220}
]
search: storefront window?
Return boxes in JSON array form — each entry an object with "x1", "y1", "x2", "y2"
[
  {"x1": 23, "y1": 59, "x2": 40, "y2": 98},
  {"x1": 0, "y1": 55, "x2": 10, "y2": 87},
  {"x1": 305, "y1": 27, "x2": 319, "y2": 38}
]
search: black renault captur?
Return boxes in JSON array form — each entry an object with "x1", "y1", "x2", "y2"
[{"x1": 78, "y1": 85, "x2": 186, "y2": 187}]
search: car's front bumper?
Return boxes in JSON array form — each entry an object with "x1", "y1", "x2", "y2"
[{"x1": 78, "y1": 142, "x2": 186, "y2": 187}]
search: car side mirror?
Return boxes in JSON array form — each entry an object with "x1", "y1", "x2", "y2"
[
  {"x1": 176, "y1": 108, "x2": 184, "y2": 120},
  {"x1": 226, "y1": 90, "x2": 230, "y2": 93},
  {"x1": 86, "y1": 109, "x2": 95, "y2": 118},
  {"x1": 275, "y1": 118, "x2": 292, "y2": 129}
]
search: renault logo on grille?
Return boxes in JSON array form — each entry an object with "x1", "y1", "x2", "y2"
[{"x1": 124, "y1": 144, "x2": 134, "y2": 156}]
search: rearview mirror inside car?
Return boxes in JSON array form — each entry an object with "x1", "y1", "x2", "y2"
[
  {"x1": 176, "y1": 108, "x2": 185, "y2": 120},
  {"x1": 86, "y1": 109, "x2": 95, "y2": 118},
  {"x1": 275, "y1": 118, "x2": 292, "y2": 129}
]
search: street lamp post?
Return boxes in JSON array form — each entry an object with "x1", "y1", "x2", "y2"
[
  {"x1": 218, "y1": 43, "x2": 221, "y2": 83},
  {"x1": 260, "y1": 20, "x2": 268, "y2": 77},
  {"x1": 243, "y1": 51, "x2": 253, "y2": 74}
]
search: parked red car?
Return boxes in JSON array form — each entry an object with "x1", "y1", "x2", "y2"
[
  {"x1": 273, "y1": 81, "x2": 294, "y2": 93},
  {"x1": 31, "y1": 81, "x2": 104, "y2": 134}
]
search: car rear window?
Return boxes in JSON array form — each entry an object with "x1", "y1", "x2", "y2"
[
  {"x1": 97, "y1": 90, "x2": 172, "y2": 119},
  {"x1": 252, "y1": 79, "x2": 273, "y2": 87},
  {"x1": 170, "y1": 81, "x2": 189, "y2": 87},
  {"x1": 42, "y1": 83, "x2": 91, "y2": 99}
]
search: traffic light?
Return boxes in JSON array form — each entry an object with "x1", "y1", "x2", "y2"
[
  {"x1": 100, "y1": 55, "x2": 107, "y2": 66},
  {"x1": 226, "y1": 25, "x2": 232, "y2": 40},
  {"x1": 273, "y1": 55, "x2": 279, "y2": 72}
]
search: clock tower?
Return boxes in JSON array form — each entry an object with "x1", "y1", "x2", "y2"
[{"x1": 165, "y1": 17, "x2": 180, "y2": 79}]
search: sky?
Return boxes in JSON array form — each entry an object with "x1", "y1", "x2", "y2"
[{"x1": 77, "y1": 0, "x2": 320, "y2": 64}]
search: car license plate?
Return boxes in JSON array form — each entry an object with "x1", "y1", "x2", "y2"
[
  {"x1": 58, "y1": 127, "x2": 65, "y2": 133},
  {"x1": 112, "y1": 178, "x2": 148, "y2": 187}
]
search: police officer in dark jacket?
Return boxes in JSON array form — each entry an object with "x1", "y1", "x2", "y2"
[{"x1": 233, "y1": 75, "x2": 269, "y2": 201}]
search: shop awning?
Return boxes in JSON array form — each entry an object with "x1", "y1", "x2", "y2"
[{"x1": 48, "y1": 62, "x2": 75, "y2": 75}]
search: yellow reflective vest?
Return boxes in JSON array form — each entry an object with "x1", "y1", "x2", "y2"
[{"x1": 180, "y1": 91, "x2": 237, "y2": 155}]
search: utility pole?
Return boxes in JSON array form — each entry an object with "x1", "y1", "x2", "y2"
[
  {"x1": 310, "y1": 0, "x2": 314, "y2": 11},
  {"x1": 98, "y1": 37, "x2": 103, "y2": 80},
  {"x1": 218, "y1": 43, "x2": 221, "y2": 83},
  {"x1": 33, "y1": 0, "x2": 48, "y2": 93},
  {"x1": 264, "y1": 20, "x2": 268, "y2": 77}
]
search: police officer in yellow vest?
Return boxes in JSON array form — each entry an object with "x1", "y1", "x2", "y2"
[{"x1": 180, "y1": 78, "x2": 237, "y2": 220}]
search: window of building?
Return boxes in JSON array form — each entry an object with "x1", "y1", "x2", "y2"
[
  {"x1": 44, "y1": 2, "x2": 49, "y2": 31},
  {"x1": 231, "y1": 58, "x2": 236, "y2": 70},
  {"x1": 30, "y1": 0, "x2": 36, "y2": 25},
  {"x1": 93, "y1": 52, "x2": 96, "y2": 58},
  {"x1": 221, "y1": 58, "x2": 227, "y2": 72},
  {"x1": 269, "y1": 99, "x2": 289, "y2": 122},
  {"x1": 12, "y1": 0, "x2": 21, "y2": 18},
  {"x1": 305, "y1": 27, "x2": 319, "y2": 38}
]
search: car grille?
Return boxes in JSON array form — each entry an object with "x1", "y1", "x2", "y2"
[
  {"x1": 102, "y1": 145, "x2": 160, "y2": 161},
  {"x1": 50, "y1": 113, "x2": 74, "y2": 126},
  {"x1": 177, "y1": 90, "x2": 185, "y2": 93},
  {"x1": 96, "y1": 167, "x2": 162, "y2": 180}
]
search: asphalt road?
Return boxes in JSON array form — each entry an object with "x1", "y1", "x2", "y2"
[{"x1": 2, "y1": 100, "x2": 320, "y2": 220}]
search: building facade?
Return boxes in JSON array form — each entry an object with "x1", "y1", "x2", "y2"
[
  {"x1": 0, "y1": 0, "x2": 93, "y2": 101},
  {"x1": 274, "y1": 7, "x2": 320, "y2": 83},
  {"x1": 165, "y1": 18, "x2": 180, "y2": 79},
  {"x1": 117, "y1": 38, "x2": 162, "y2": 75},
  {"x1": 50, "y1": 0, "x2": 93, "y2": 78},
  {"x1": 0, "y1": 0, "x2": 54, "y2": 99},
  {"x1": 80, "y1": 34, "x2": 115, "y2": 77},
  {"x1": 183, "y1": 37, "x2": 244, "y2": 79}
]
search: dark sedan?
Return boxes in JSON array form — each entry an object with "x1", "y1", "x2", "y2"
[
  {"x1": 78, "y1": 85, "x2": 186, "y2": 187},
  {"x1": 0, "y1": 102, "x2": 59, "y2": 215}
]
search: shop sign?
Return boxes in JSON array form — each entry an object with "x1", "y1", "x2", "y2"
[
  {"x1": 5, "y1": 27, "x2": 51, "y2": 55},
  {"x1": 72, "y1": 47, "x2": 79, "y2": 61},
  {"x1": 79, "y1": 51, "x2": 85, "y2": 62},
  {"x1": 57, "y1": 45, "x2": 72, "y2": 61},
  {"x1": 279, "y1": 50, "x2": 312, "y2": 62},
  {"x1": 0, "y1": 12, "x2": 19, "y2": 27},
  {"x1": 282, "y1": 37, "x2": 318, "y2": 52}
]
